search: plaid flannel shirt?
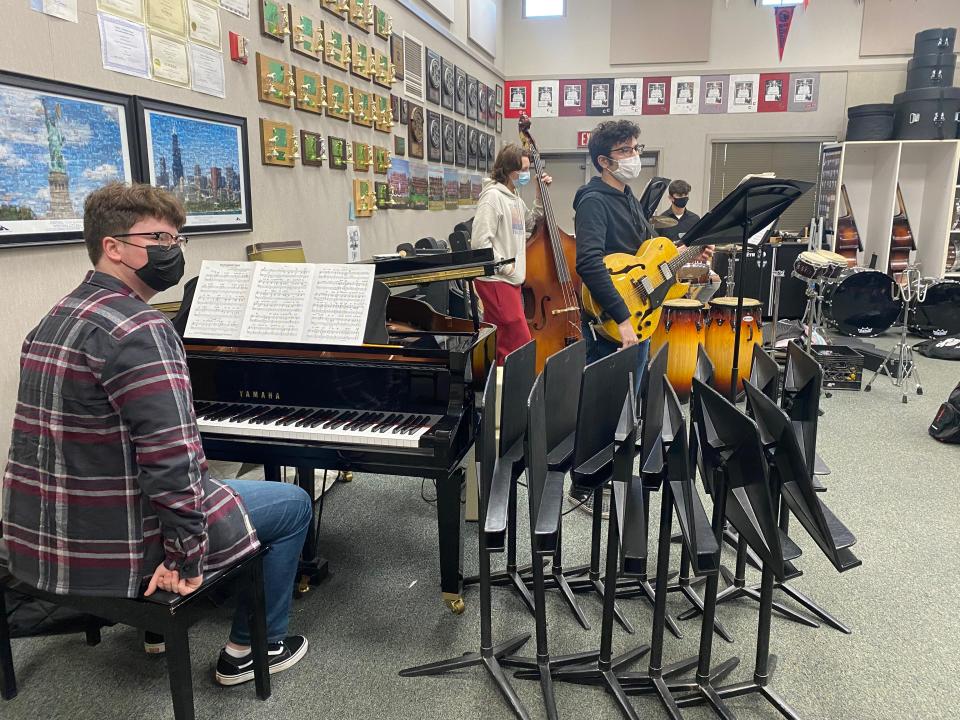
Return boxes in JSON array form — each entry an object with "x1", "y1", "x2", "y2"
[{"x1": 1, "y1": 271, "x2": 259, "y2": 598}]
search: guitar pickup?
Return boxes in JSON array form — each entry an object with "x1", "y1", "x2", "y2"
[
  {"x1": 659, "y1": 262, "x2": 673, "y2": 280},
  {"x1": 640, "y1": 276, "x2": 654, "y2": 294}
]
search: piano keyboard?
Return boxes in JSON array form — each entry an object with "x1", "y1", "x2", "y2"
[{"x1": 194, "y1": 402, "x2": 440, "y2": 449}]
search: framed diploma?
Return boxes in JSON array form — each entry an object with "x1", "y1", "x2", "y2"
[
  {"x1": 149, "y1": 32, "x2": 191, "y2": 87},
  {"x1": 137, "y1": 97, "x2": 252, "y2": 232},
  {"x1": 186, "y1": 0, "x2": 221, "y2": 49},
  {"x1": 0, "y1": 72, "x2": 140, "y2": 249},
  {"x1": 146, "y1": 0, "x2": 187, "y2": 37}
]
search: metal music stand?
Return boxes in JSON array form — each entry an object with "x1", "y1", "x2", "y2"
[
  {"x1": 682, "y1": 178, "x2": 814, "y2": 402},
  {"x1": 398, "y1": 369, "x2": 531, "y2": 719},
  {"x1": 638, "y1": 176, "x2": 671, "y2": 220}
]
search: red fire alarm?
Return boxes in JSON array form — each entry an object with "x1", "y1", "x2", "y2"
[
  {"x1": 229, "y1": 32, "x2": 248, "y2": 64},
  {"x1": 577, "y1": 131, "x2": 591, "y2": 148}
]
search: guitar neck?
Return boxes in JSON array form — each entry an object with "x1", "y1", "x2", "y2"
[{"x1": 669, "y1": 244, "x2": 703, "y2": 274}]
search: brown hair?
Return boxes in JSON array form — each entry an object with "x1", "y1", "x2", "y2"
[
  {"x1": 83, "y1": 182, "x2": 186, "y2": 264},
  {"x1": 490, "y1": 143, "x2": 530, "y2": 185},
  {"x1": 588, "y1": 120, "x2": 640, "y2": 172},
  {"x1": 668, "y1": 179, "x2": 692, "y2": 196}
]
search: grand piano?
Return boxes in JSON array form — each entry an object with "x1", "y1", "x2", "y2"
[{"x1": 181, "y1": 248, "x2": 497, "y2": 613}]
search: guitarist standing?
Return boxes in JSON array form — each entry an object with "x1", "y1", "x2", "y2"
[{"x1": 574, "y1": 120, "x2": 656, "y2": 371}]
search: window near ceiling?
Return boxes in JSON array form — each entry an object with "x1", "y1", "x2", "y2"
[
  {"x1": 709, "y1": 141, "x2": 821, "y2": 233},
  {"x1": 523, "y1": 0, "x2": 565, "y2": 19},
  {"x1": 760, "y1": 0, "x2": 803, "y2": 5}
]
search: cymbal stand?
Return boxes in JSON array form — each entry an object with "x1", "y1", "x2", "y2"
[
  {"x1": 797, "y1": 274, "x2": 827, "y2": 354},
  {"x1": 864, "y1": 266, "x2": 925, "y2": 403},
  {"x1": 765, "y1": 268, "x2": 785, "y2": 353}
]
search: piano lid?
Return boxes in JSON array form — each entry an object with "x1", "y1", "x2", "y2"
[{"x1": 361, "y1": 248, "x2": 504, "y2": 287}]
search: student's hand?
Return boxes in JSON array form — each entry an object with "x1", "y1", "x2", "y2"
[
  {"x1": 535, "y1": 172, "x2": 552, "y2": 200},
  {"x1": 177, "y1": 575, "x2": 203, "y2": 595},
  {"x1": 617, "y1": 319, "x2": 639, "y2": 349},
  {"x1": 144, "y1": 563, "x2": 180, "y2": 596},
  {"x1": 699, "y1": 244, "x2": 715, "y2": 261}
]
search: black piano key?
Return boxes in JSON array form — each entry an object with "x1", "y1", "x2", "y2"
[
  {"x1": 345, "y1": 412, "x2": 376, "y2": 431},
  {"x1": 326, "y1": 411, "x2": 359, "y2": 430},
  {"x1": 231, "y1": 405, "x2": 267, "y2": 423},
  {"x1": 196, "y1": 402, "x2": 229, "y2": 419},
  {"x1": 208, "y1": 404, "x2": 246, "y2": 421},
  {"x1": 406, "y1": 415, "x2": 431, "y2": 435},
  {"x1": 277, "y1": 408, "x2": 311, "y2": 426},
  {"x1": 372, "y1": 413, "x2": 400, "y2": 432},
  {"x1": 240, "y1": 406, "x2": 276, "y2": 424},
  {"x1": 194, "y1": 400, "x2": 213, "y2": 414},
  {"x1": 272, "y1": 407, "x2": 302, "y2": 426},
  {"x1": 391, "y1": 414, "x2": 418, "y2": 434},
  {"x1": 355, "y1": 412, "x2": 385, "y2": 431},
  {"x1": 298, "y1": 409, "x2": 331, "y2": 428},
  {"x1": 320, "y1": 410, "x2": 351, "y2": 429},
  {"x1": 251, "y1": 406, "x2": 286, "y2": 425},
  {"x1": 400, "y1": 415, "x2": 423, "y2": 435},
  {"x1": 306, "y1": 409, "x2": 338, "y2": 428}
]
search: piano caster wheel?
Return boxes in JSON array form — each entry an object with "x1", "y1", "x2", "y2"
[
  {"x1": 296, "y1": 574, "x2": 311, "y2": 596},
  {"x1": 337, "y1": 471, "x2": 353, "y2": 483},
  {"x1": 442, "y1": 593, "x2": 465, "y2": 615}
]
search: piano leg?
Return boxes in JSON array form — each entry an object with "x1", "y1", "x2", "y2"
[{"x1": 437, "y1": 467, "x2": 466, "y2": 614}]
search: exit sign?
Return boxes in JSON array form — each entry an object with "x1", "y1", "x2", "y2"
[{"x1": 577, "y1": 131, "x2": 591, "y2": 148}]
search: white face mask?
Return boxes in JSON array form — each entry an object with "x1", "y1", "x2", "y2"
[{"x1": 609, "y1": 154, "x2": 643, "y2": 181}]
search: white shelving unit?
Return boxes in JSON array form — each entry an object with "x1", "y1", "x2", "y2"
[{"x1": 824, "y1": 140, "x2": 960, "y2": 279}]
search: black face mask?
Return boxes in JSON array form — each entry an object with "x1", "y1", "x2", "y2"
[
  {"x1": 673, "y1": 196, "x2": 689, "y2": 209},
  {"x1": 131, "y1": 244, "x2": 185, "y2": 292}
]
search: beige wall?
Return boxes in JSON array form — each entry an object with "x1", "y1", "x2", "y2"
[{"x1": 0, "y1": 0, "x2": 504, "y2": 462}]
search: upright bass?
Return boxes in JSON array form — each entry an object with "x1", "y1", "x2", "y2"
[{"x1": 518, "y1": 115, "x2": 581, "y2": 371}]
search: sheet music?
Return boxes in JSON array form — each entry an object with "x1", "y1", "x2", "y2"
[
  {"x1": 184, "y1": 259, "x2": 375, "y2": 345},
  {"x1": 184, "y1": 261, "x2": 255, "y2": 339},
  {"x1": 303, "y1": 264, "x2": 375, "y2": 345},
  {"x1": 241, "y1": 262, "x2": 314, "y2": 342}
]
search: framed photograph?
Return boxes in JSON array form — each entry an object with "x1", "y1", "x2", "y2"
[
  {"x1": 328, "y1": 135, "x2": 347, "y2": 169},
  {"x1": 407, "y1": 103, "x2": 424, "y2": 159},
  {"x1": 441, "y1": 114, "x2": 455, "y2": 165},
  {"x1": 466, "y1": 75, "x2": 478, "y2": 120},
  {"x1": 486, "y1": 86, "x2": 496, "y2": 128},
  {"x1": 496, "y1": 83, "x2": 503, "y2": 109},
  {"x1": 441, "y1": 56, "x2": 454, "y2": 111},
  {"x1": 486, "y1": 132, "x2": 495, "y2": 168},
  {"x1": 300, "y1": 130, "x2": 325, "y2": 166},
  {"x1": 467, "y1": 126, "x2": 478, "y2": 170},
  {"x1": 478, "y1": 133, "x2": 487, "y2": 174},
  {"x1": 496, "y1": 112, "x2": 502, "y2": 132},
  {"x1": 455, "y1": 120, "x2": 466, "y2": 168},
  {"x1": 393, "y1": 134, "x2": 405, "y2": 156},
  {"x1": 478, "y1": 81, "x2": 487, "y2": 122},
  {"x1": 0, "y1": 73, "x2": 140, "y2": 248},
  {"x1": 454, "y1": 66, "x2": 466, "y2": 116},
  {"x1": 426, "y1": 109, "x2": 441, "y2": 163},
  {"x1": 137, "y1": 98, "x2": 252, "y2": 234},
  {"x1": 400, "y1": 98, "x2": 409, "y2": 125},
  {"x1": 389, "y1": 33, "x2": 405, "y2": 81},
  {"x1": 425, "y1": 48, "x2": 442, "y2": 105}
]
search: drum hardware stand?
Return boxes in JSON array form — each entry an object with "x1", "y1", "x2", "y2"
[
  {"x1": 864, "y1": 266, "x2": 924, "y2": 403},
  {"x1": 765, "y1": 269, "x2": 786, "y2": 353}
]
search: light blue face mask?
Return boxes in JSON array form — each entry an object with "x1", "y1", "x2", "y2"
[{"x1": 515, "y1": 170, "x2": 531, "y2": 187}]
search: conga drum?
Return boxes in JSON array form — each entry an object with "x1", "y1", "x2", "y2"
[
  {"x1": 650, "y1": 298, "x2": 705, "y2": 401},
  {"x1": 705, "y1": 296, "x2": 763, "y2": 397}
]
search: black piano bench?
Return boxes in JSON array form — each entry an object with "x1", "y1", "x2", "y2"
[{"x1": 0, "y1": 548, "x2": 271, "y2": 720}]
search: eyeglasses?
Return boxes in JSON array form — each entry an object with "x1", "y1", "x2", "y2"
[
  {"x1": 609, "y1": 144, "x2": 645, "y2": 157},
  {"x1": 113, "y1": 231, "x2": 189, "y2": 250}
]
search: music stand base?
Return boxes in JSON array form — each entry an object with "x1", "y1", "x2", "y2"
[
  {"x1": 678, "y1": 583, "x2": 819, "y2": 628},
  {"x1": 676, "y1": 656, "x2": 801, "y2": 720},
  {"x1": 615, "y1": 577, "x2": 683, "y2": 638},
  {"x1": 464, "y1": 565, "x2": 538, "y2": 617},
  {"x1": 565, "y1": 575, "x2": 635, "y2": 633}
]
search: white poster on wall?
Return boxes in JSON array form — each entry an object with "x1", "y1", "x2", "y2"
[
  {"x1": 670, "y1": 76, "x2": 700, "y2": 115},
  {"x1": 531, "y1": 79, "x2": 559, "y2": 117},
  {"x1": 728, "y1": 73, "x2": 759, "y2": 113},
  {"x1": 613, "y1": 78, "x2": 642, "y2": 116}
]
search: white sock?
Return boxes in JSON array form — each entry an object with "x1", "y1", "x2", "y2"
[{"x1": 225, "y1": 645, "x2": 250, "y2": 658}]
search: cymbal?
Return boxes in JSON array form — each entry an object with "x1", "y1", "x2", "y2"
[
  {"x1": 651, "y1": 215, "x2": 679, "y2": 229},
  {"x1": 714, "y1": 243, "x2": 743, "y2": 254}
]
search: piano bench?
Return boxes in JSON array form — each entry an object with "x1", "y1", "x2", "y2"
[{"x1": 0, "y1": 548, "x2": 271, "y2": 720}]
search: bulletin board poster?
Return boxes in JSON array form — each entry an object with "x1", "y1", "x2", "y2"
[
  {"x1": 586, "y1": 78, "x2": 613, "y2": 116},
  {"x1": 642, "y1": 76, "x2": 670, "y2": 115},
  {"x1": 788, "y1": 72, "x2": 819, "y2": 112},
  {"x1": 699, "y1": 75, "x2": 728, "y2": 114},
  {"x1": 504, "y1": 80, "x2": 531, "y2": 119},
  {"x1": 558, "y1": 79, "x2": 586, "y2": 117},
  {"x1": 758, "y1": 72, "x2": 789, "y2": 113}
]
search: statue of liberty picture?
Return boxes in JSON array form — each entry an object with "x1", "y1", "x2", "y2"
[{"x1": 0, "y1": 75, "x2": 134, "y2": 246}]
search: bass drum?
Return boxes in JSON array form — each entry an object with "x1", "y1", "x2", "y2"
[
  {"x1": 909, "y1": 279, "x2": 960, "y2": 338},
  {"x1": 822, "y1": 268, "x2": 903, "y2": 337}
]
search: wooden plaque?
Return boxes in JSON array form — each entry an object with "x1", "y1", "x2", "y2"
[
  {"x1": 352, "y1": 88, "x2": 373, "y2": 127},
  {"x1": 348, "y1": 0, "x2": 370, "y2": 32},
  {"x1": 374, "y1": 145, "x2": 390, "y2": 174},
  {"x1": 374, "y1": 5, "x2": 391, "y2": 40},
  {"x1": 354, "y1": 178, "x2": 375, "y2": 217},
  {"x1": 256, "y1": 53, "x2": 293, "y2": 108},
  {"x1": 328, "y1": 135, "x2": 348, "y2": 169},
  {"x1": 300, "y1": 130, "x2": 326, "y2": 166},
  {"x1": 321, "y1": 0, "x2": 347, "y2": 19},
  {"x1": 260, "y1": 0, "x2": 288, "y2": 41},
  {"x1": 352, "y1": 141, "x2": 371, "y2": 172},
  {"x1": 350, "y1": 35, "x2": 371, "y2": 80},
  {"x1": 294, "y1": 66, "x2": 324, "y2": 113},
  {"x1": 374, "y1": 94, "x2": 392, "y2": 133},
  {"x1": 323, "y1": 25, "x2": 349, "y2": 71},
  {"x1": 325, "y1": 78, "x2": 350, "y2": 121},
  {"x1": 289, "y1": 5, "x2": 321, "y2": 59},
  {"x1": 260, "y1": 118, "x2": 295, "y2": 166}
]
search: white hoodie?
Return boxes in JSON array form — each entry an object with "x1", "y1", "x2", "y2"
[{"x1": 472, "y1": 178, "x2": 543, "y2": 286}]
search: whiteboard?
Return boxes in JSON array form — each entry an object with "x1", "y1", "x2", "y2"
[{"x1": 468, "y1": 0, "x2": 497, "y2": 57}]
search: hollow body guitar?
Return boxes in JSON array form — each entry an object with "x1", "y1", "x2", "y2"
[{"x1": 581, "y1": 238, "x2": 703, "y2": 344}]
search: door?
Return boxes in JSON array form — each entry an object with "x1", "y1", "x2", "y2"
[{"x1": 517, "y1": 152, "x2": 589, "y2": 233}]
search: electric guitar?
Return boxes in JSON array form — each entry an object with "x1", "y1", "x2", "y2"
[{"x1": 580, "y1": 238, "x2": 703, "y2": 344}]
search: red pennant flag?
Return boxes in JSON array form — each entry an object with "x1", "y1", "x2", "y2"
[
  {"x1": 775, "y1": 7, "x2": 795, "y2": 61},
  {"x1": 803, "y1": 0, "x2": 810, "y2": 9}
]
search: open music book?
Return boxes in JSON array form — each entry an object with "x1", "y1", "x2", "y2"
[{"x1": 184, "y1": 260, "x2": 376, "y2": 346}]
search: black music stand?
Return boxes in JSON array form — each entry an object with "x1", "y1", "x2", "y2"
[
  {"x1": 534, "y1": 383, "x2": 652, "y2": 720},
  {"x1": 677, "y1": 380, "x2": 861, "y2": 719},
  {"x1": 683, "y1": 177, "x2": 813, "y2": 402},
  {"x1": 398, "y1": 370, "x2": 531, "y2": 720},
  {"x1": 639, "y1": 176, "x2": 671, "y2": 220}
]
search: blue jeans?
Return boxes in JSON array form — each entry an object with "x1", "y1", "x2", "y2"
[
  {"x1": 225, "y1": 480, "x2": 312, "y2": 645},
  {"x1": 581, "y1": 317, "x2": 650, "y2": 396}
]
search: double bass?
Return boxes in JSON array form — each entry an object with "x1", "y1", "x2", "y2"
[
  {"x1": 888, "y1": 184, "x2": 916, "y2": 278},
  {"x1": 518, "y1": 115, "x2": 581, "y2": 371}
]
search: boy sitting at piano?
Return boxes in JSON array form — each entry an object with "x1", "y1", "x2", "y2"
[{"x1": 0, "y1": 182, "x2": 311, "y2": 686}]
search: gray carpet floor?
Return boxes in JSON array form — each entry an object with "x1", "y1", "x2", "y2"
[{"x1": 4, "y1": 332, "x2": 959, "y2": 719}]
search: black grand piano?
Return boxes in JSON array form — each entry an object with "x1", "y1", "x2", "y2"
[{"x1": 181, "y1": 248, "x2": 497, "y2": 613}]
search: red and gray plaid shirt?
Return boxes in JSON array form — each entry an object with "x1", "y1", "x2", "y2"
[{"x1": 1, "y1": 271, "x2": 259, "y2": 598}]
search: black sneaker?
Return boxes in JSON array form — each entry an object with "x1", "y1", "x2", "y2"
[
  {"x1": 215, "y1": 636, "x2": 309, "y2": 686},
  {"x1": 144, "y1": 631, "x2": 165, "y2": 654}
]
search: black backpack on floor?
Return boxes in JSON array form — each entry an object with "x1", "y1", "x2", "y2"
[{"x1": 929, "y1": 382, "x2": 960, "y2": 444}]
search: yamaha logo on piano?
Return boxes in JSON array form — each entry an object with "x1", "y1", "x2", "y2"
[{"x1": 240, "y1": 390, "x2": 281, "y2": 400}]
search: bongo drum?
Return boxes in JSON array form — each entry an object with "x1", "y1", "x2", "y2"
[
  {"x1": 815, "y1": 249, "x2": 848, "y2": 280},
  {"x1": 650, "y1": 298, "x2": 705, "y2": 401},
  {"x1": 793, "y1": 251, "x2": 830, "y2": 281},
  {"x1": 705, "y1": 296, "x2": 763, "y2": 397}
]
